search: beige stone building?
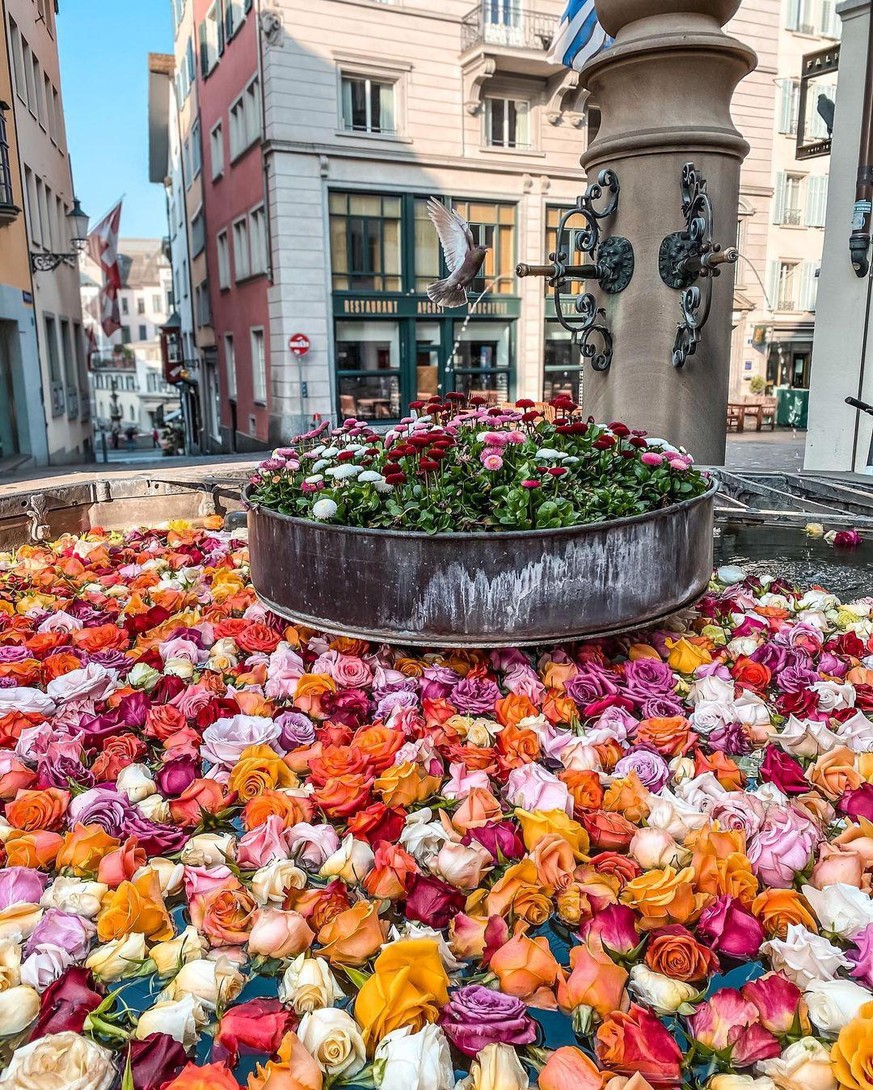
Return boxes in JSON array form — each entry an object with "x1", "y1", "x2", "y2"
[{"x1": 3, "y1": 0, "x2": 91, "y2": 463}]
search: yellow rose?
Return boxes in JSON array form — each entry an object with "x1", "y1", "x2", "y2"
[
  {"x1": 354, "y1": 938, "x2": 449, "y2": 1051},
  {"x1": 373, "y1": 762, "x2": 442, "y2": 808},
  {"x1": 96, "y1": 871, "x2": 173, "y2": 943},
  {"x1": 832, "y1": 1001, "x2": 873, "y2": 1089},
  {"x1": 666, "y1": 637, "x2": 712, "y2": 674},
  {"x1": 227, "y1": 745, "x2": 297, "y2": 801},
  {"x1": 515, "y1": 808, "x2": 589, "y2": 856}
]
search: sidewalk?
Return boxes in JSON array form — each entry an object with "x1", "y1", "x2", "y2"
[{"x1": 722, "y1": 428, "x2": 806, "y2": 473}]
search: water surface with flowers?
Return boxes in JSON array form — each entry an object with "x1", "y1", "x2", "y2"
[
  {"x1": 0, "y1": 520, "x2": 871, "y2": 1090},
  {"x1": 247, "y1": 396, "x2": 709, "y2": 532}
]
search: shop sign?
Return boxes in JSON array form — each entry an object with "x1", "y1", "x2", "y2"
[{"x1": 334, "y1": 295, "x2": 520, "y2": 319}]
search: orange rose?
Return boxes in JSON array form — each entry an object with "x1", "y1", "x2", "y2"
[
  {"x1": 620, "y1": 866, "x2": 710, "y2": 931},
  {"x1": 374, "y1": 762, "x2": 441, "y2": 808},
  {"x1": 495, "y1": 694, "x2": 539, "y2": 729},
  {"x1": 489, "y1": 932, "x2": 561, "y2": 1006},
  {"x1": 560, "y1": 769, "x2": 605, "y2": 814},
  {"x1": 144, "y1": 704, "x2": 188, "y2": 742},
  {"x1": 227, "y1": 745, "x2": 297, "y2": 801},
  {"x1": 248, "y1": 1031, "x2": 322, "y2": 1090},
  {"x1": 55, "y1": 823, "x2": 121, "y2": 876},
  {"x1": 242, "y1": 790, "x2": 314, "y2": 831},
  {"x1": 634, "y1": 717, "x2": 694, "y2": 757},
  {"x1": 71, "y1": 623, "x2": 129, "y2": 653},
  {"x1": 352, "y1": 724, "x2": 404, "y2": 773},
  {"x1": 362, "y1": 843, "x2": 419, "y2": 900},
  {"x1": 645, "y1": 924, "x2": 718, "y2": 982},
  {"x1": 394, "y1": 656, "x2": 424, "y2": 678},
  {"x1": 809, "y1": 745, "x2": 862, "y2": 801},
  {"x1": 497, "y1": 723, "x2": 541, "y2": 768},
  {"x1": 531, "y1": 835, "x2": 577, "y2": 891},
  {"x1": 542, "y1": 692, "x2": 578, "y2": 725},
  {"x1": 97, "y1": 870, "x2": 174, "y2": 942},
  {"x1": 317, "y1": 901, "x2": 387, "y2": 966},
  {"x1": 485, "y1": 859, "x2": 553, "y2": 925},
  {"x1": 694, "y1": 749, "x2": 744, "y2": 790},
  {"x1": 312, "y1": 773, "x2": 373, "y2": 819},
  {"x1": 751, "y1": 888, "x2": 818, "y2": 938},
  {"x1": 539, "y1": 1047, "x2": 603, "y2": 1090},
  {"x1": 190, "y1": 879, "x2": 257, "y2": 946},
  {"x1": 450, "y1": 787, "x2": 503, "y2": 833},
  {"x1": 557, "y1": 940, "x2": 629, "y2": 1017},
  {"x1": 162, "y1": 1062, "x2": 241, "y2": 1090},
  {"x1": 236, "y1": 623, "x2": 282, "y2": 654},
  {"x1": 601, "y1": 773, "x2": 650, "y2": 823},
  {"x1": 4, "y1": 829, "x2": 63, "y2": 868},
  {"x1": 41, "y1": 652, "x2": 82, "y2": 681},
  {"x1": 0, "y1": 757, "x2": 36, "y2": 801},
  {"x1": 581, "y1": 810, "x2": 637, "y2": 851},
  {"x1": 293, "y1": 674, "x2": 337, "y2": 719},
  {"x1": 6, "y1": 787, "x2": 69, "y2": 831},
  {"x1": 541, "y1": 661, "x2": 578, "y2": 692},
  {"x1": 169, "y1": 779, "x2": 233, "y2": 827}
]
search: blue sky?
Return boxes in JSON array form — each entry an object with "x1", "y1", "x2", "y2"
[{"x1": 58, "y1": 0, "x2": 173, "y2": 239}]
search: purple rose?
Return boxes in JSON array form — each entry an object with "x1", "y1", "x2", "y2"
[
  {"x1": 25, "y1": 910, "x2": 95, "y2": 960},
  {"x1": 117, "y1": 691, "x2": 151, "y2": 728},
  {"x1": 156, "y1": 757, "x2": 199, "y2": 797},
  {"x1": 818, "y1": 651, "x2": 848, "y2": 677},
  {"x1": 565, "y1": 666, "x2": 618, "y2": 707},
  {"x1": 750, "y1": 644, "x2": 788, "y2": 672},
  {"x1": 0, "y1": 868, "x2": 47, "y2": 910},
  {"x1": 623, "y1": 658, "x2": 676, "y2": 702},
  {"x1": 90, "y1": 650, "x2": 133, "y2": 676},
  {"x1": 68, "y1": 788, "x2": 131, "y2": 836},
  {"x1": 275, "y1": 711, "x2": 316, "y2": 749},
  {"x1": 375, "y1": 690, "x2": 419, "y2": 720},
  {"x1": 848, "y1": 923, "x2": 873, "y2": 988},
  {"x1": 614, "y1": 748, "x2": 669, "y2": 791},
  {"x1": 0, "y1": 647, "x2": 31, "y2": 663},
  {"x1": 776, "y1": 665, "x2": 818, "y2": 694},
  {"x1": 36, "y1": 756, "x2": 95, "y2": 791},
  {"x1": 452, "y1": 677, "x2": 501, "y2": 716},
  {"x1": 441, "y1": 984, "x2": 537, "y2": 1056},
  {"x1": 708, "y1": 721, "x2": 751, "y2": 755},
  {"x1": 419, "y1": 666, "x2": 461, "y2": 701},
  {"x1": 640, "y1": 696, "x2": 685, "y2": 719}
]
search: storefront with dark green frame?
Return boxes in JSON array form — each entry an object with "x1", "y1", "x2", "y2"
[{"x1": 329, "y1": 190, "x2": 521, "y2": 421}]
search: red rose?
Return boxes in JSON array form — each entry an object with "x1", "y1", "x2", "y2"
[
  {"x1": 128, "y1": 1034, "x2": 187, "y2": 1090},
  {"x1": 776, "y1": 689, "x2": 819, "y2": 718},
  {"x1": 236, "y1": 623, "x2": 282, "y2": 654},
  {"x1": 346, "y1": 802, "x2": 407, "y2": 846},
  {"x1": 595, "y1": 1003, "x2": 683, "y2": 1087},
  {"x1": 404, "y1": 874, "x2": 466, "y2": 929},
  {"x1": 29, "y1": 967, "x2": 103, "y2": 1039},
  {"x1": 90, "y1": 733, "x2": 146, "y2": 781},
  {"x1": 580, "y1": 810, "x2": 637, "y2": 851},
  {"x1": 215, "y1": 998, "x2": 295, "y2": 1061},
  {"x1": 760, "y1": 745, "x2": 809, "y2": 796},
  {"x1": 731, "y1": 657, "x2": 772, "y2": 692}
]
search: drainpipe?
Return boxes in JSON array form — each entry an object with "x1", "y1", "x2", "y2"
[{"x1": 850, "y1": 2, "x2": 873, "y2": 276}]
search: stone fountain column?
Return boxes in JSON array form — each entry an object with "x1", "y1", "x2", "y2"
[{"x1": 579, "y1": 0, "x2": 756, "y2": 465}]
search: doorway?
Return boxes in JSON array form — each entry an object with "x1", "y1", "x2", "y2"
[{"x1": 0, "y1": 322, "x2": 20, "y2": 459}]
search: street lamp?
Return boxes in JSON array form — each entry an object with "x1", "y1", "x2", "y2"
[{"x1": 31, "y1": 196, "x2": 90, "y2": 273}]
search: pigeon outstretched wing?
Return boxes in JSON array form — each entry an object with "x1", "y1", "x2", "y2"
[{"x1": 427, "y1": 198, "x2": 475, "y2": 273}]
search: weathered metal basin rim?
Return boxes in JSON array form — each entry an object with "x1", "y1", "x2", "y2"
[{"x1": 245, "y1": 480, "x2": 718, "y2": 647}]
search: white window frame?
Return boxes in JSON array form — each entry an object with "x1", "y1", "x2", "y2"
[
  {"x1": 233, "y1": 216, "x2": 251, "y2": 280},
  {"x1": 210, "y1": 121, "x2": 224, "y2": 179},
  {"x1": 483, "y1": 96, "x2": 531, "y2": 149},
  {"x1": 224, "y1": 333, "x2": 237, "y2": 399},
  {"x1": 191, "y1": 118, "x2": 202, "y2": 178},
  {"x1": 340, "y1": 73, "x2": 397, "y2": 135},
  {"x1": 249, "y1": 205, "x2": 268, "y2": 275},
  {"x1": 204, "y1": 2, "x2": 221, "y2": 74},
  {"x1": 251, "y1": 327, "x2": 266, "y2": 404},
  {"x1": 217, "y1": 229, "x2": 231, "y2": 290}
]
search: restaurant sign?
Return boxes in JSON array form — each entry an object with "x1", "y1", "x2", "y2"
[{"x1": 334, "y1": 294, "x2": 521, "y2": 319}]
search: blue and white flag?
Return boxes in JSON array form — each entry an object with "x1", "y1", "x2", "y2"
[{"x1": 548, "y1": 0, "x2": 612, "y2": 71}]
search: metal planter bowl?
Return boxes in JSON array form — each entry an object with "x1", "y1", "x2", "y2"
[{"x1": 245, "y1": 480, "x2": 717, "y2": 647}]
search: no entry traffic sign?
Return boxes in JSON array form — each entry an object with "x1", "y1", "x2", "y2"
[{"x1": 289, "y1": 333, "x2": 311, "y2": 357}]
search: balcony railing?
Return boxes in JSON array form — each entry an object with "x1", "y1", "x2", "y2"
[
  {"x1": 781, "y1": 207, "x2": 803, "y2": 226},
  {"x1": 461, "y1": 2, "x2": 558, "y2": 53}
]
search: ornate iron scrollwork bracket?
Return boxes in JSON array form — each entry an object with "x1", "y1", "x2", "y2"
[
  {"x1": 659, "y1": 162, "x2": 739, "y2": 368},
  {"x1": 516, "y1": 168, "x2": 633, "y2": 372}
]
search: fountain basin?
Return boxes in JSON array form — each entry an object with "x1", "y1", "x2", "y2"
[{"x1": 245, "y1": 480, "x2": 718, "y2": 647}]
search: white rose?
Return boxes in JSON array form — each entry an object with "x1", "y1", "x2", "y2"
[
  {"x1": 85, "y1": 934, "x2": 148, "y2": 982},
  {"x1": 558, "y1": 740, "x2": 602, "y2": 772},
  {"x1": 690, "y1": 702, "x2": 732, "y2": 735},
  {"x1": 628, "y1": 964, "x2": 699, "y2": 1015},
  {"x1": 164, "y1": 658, "x2": 195, "y2": 679},
  {"x1": 298, "y1": 1007, "x2": 366, "y2": 1079},
  {"x1": 279, "y1": 953, "x2": 344, "y2": 1014},
  {"x1": 133, "y1": 995, "x2": 206, "y2": 1049},
  {"x1": 0, "y1": 985, "x2": 39, "y2": 1035},
  {"x1": 711, "y1": 1078, "x2": 776, "y2": 1090},
  {"x1": 646, "y1": 789, "x2": 708, "y2": 839},
  {"x1": 0, "y1": 903, "x2": 42, "y2": 941},
  {"x1": 433, "y1": 840, "x2": 493, "y2": 890},
  {"x1": 459, "y1": 1043, "x2": 528, "y2": 1090},
  {"x1": 251, "y1": 859, "x2": 307, "y2": 905},
  {"x1": 150, "y1": 927, "x2": 207, "y2": 976},
  {"x1": 319, "y1": 835, "x2": 375, "y2": 887},
  {"x1": 115, "y1": 763, "x2": 156, "y2": 803},
  {"x1": 669, "y1": 756, "x2": 696, "y2": 784},
  {"x1": 134, "y1": 858, "x2": 185, "y2": 897},
  {"x1": 629, "y1": 828, "x2": 689, "y2": 871},
  {"x1": 676, "y1": 771, "x2": 727, "y2": 809},
  {"x1": 45, "y1": 664, "x2": 114, "y2": 705},
  {"x1": 135, "y1": 793, "x2": 172, "y2": 823},
  {"x1": 727, "y1": 636, "x2": 760, "y2": 657},
  {"x1": 20, "y1": 945, "x2": 73, "y2": 991},
  {"x1": 734, "y1": 690, "x2": 772, "y2": 727},
  {"x1": 374, "y1": 1024, "x2": 454, "y2": 1090},
  {"x1": 0, "y1": 941, "x2": 21, "y2": 991},
  {"x1": 0, "y1": 1030, "x2": 115, "y2": 1090},
  {"x1": 688, "y1": 675, "x2": 735, "y2": 705},
  {"x1": 812, "y1": 680, "x2": 855, "y2": 713},
  {"x1": 801, "y1": 883, "x2": 873, "y2": 940},
  {"x1": 752, "y1": 782, "x2": 789, "y2": 807},
  {"x1": 40, "y1": 879, "x2": 106, "y2": 919},
  {"x1": 760, "y1": 925, "x2": 851, "y2": 988},
  {"x1": 128, "y1": 662, "x2": 160, "y2": 690},
  {"x1": 161, "y1": 956, "x2": 244, "y2": 1011},
  {"x1": 757, "y1": 1037, "x2": 839, "y2": 1090},
  {"x1": 804, "y1": 979, "x2": 873, "y2": 1037},
  {"x1": 835, "y1": 710, "x2": 873, "y2": 753},
  {"x1": 399, "y1": 810, "x2": 450, "y2": 865},
  {"x1": 180, "y1": 832, "x2": 235, "y2": 867}
]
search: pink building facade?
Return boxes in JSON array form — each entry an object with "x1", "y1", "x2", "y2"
[{"x1": 195, "y1": 0, "x2": 271, "y2": 452}]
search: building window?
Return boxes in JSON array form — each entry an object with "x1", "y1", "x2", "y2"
[
  {"x1": 210, "y1": 121, "x2": 224, "y2": 179},
  {"x1": 340, "y1": 75, "x2": 396, "y2": 135},
  {"x1": 233, "y1": 217, "x2": 250, "y2": 280},
  {"x1": 191, "y1": 119, "x2": 202, "y2": 177},
  {"x1": 786, "y1": 0, "x2": 816, "y2": 32},
  {"x1": 229, "y1": 78, "x2": 261, "y2": 159},
  {"x1": 413, "y1": 198, "x2": 440, "y2": 293},
  {"x1": 137, "y1": 297, "x2": 146, "y2": 315},
  {"x1": 484, "y1": 97, "x2": 530, "y2": 149},
  {"x1": 138, "y1": 324, "x2": 148, "y2": 341},
  {"x1": 121, "y1": 297, "x2": 129, "y2": 316},
  {"x1": 201, "y1": 2, "x2": 222, "y2": 75},
  {"x1": 121, "y1": 325, "x2": 131, "y2": 343},
  {"x1": 196, "y1": 281, "x2": 212, "y2": 327},
  {"x1": 44, "y1": 316, "x2": 64, "y2": 416},
  {"x1": 251, "y1": 328, "x2": 266, "y2": 403},
  {"x1": 152, "y1": 294, "x2": 162, "y2": 312},
  {"x1": 774, "y1": 173, "x2": 804, "y2": 226},
  {"x1": 250, "y1": 205, "x2": 268, "y2": 274},
  {"x1": 769, "y1": 260, "x2": 818, "y2": 312},
  {"x1": 191, "y1": 208, "x2": 206, "y2": 257},
  {"x1": 0, "y1": 107, "x2": 14, "y2": 210},
  {"x1": 336, "y1": 320, "x2": 401, "y2": 420},
  {"x1": 806, "y1": 174, "x2": 828, "y2": 227},
  {"x1": 226, "y1": 0, "x2": 245, "y2": 39},
  {"x1": 452, "y1": 321, "x2": 512, "y2": 403},
  {"x1": 449, "y1": 199, "x2": 516, "y2": 294},
  {"x1": 543, "y1": 325, "x2": 580, "y2": 403},
  {"x1": 778, "y1": 79, "x2": 800, "y2": 136},
  {"x1": 217, "y1": 229, "x2": 231, "y2": 289},
  {"x1": 9, "y1": 21, "x2": 25, "y2": 105},
  {"x1": 224, "y1": 334, "x2": 236, "y2": 399},
  {"x1": 544, "y1": 206, "x2": 584, "y2": 296},
  {"x1": 820, "y1": 0, "x2": 840, "y2": 36},
  {"x1": 329, "y1": 192, "x2": 401, "y2": 292}
]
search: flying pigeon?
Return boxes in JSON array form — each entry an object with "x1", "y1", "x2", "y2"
[{"x1": 426, "y1": 197, "x2": 489, "y2": 308}]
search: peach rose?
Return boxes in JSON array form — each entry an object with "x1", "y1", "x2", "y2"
[
  {"x1": 317, "y1": 901, "x2": 387, "y2": 967},
  {"x1": 489, "y1": 932, "x2": 561, "y2": 1005},
  {"x1": 374, "y1": 763, "x2": 441, "y2": 808},
  {"x1": 809, "y1": 746, "x2": 862, "y2": 801},
  {"x1": 55, "y1": 824, "x2": 121, "y2": 876},
  {"x1": 190, "y1": 879, "x2": 257, "y2": 946},
  {"x1": 557, "y1": 940, "x2": 629, "y2": 1018},
  {"x1": 620, "y1": 866, "x2": 709, "y2": 931},
  {"x1": 4, "y1": 829, "x2": 63, "y2": 868},
  {"x1": 248, "y1": 908, "x2": 315, "y2": 958},
  {"x1": 809, "y1": 844, "x2": 867, "y2": 891},
  {"x1": 451, "y1": 787, "x2": 503, "y2": 833}
]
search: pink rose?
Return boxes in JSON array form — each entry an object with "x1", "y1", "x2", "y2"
[
  {"x1": 503, "y1": 663, "x2": 546, "y2": 704},
  {"x1": 332, "y1": 654, "x2": 373, "y2": 689},
  {"x1": 284, "y1": 822, "x2": 340, "y2": 870},
  {"x1": 264, "y1": 645, "x2": 305, "y2": 700},
  {"x1": 182, "y1": 865, "x2": 236, "y2": 900},
  {"x1": 688, "y1": 988, "x2": 781, "y2": 1067},
  {"x1": 443, "y1": 763, "x2": 491, "y2": 801},
  {"x1": 236, "y1": 816, "x2": 292, "y2": 870},
  {"x1": 746, "y1": 808, "x2": 820, "y2": 888},
  {"x1": 809, "y1": 843, "x2": 866, "y2": 890},
  {"x1": 504, "y1": 764, "x2": 572, "y2": 816},
  {"x1": 247, "y1": 908, "x2": 314, "y2": 958},
  {"x1": 741, "y1": 973, "x2": 803, "y2": 1035},
  {"x1": 696, "y1": 896, "x2": 764, "y2": 960}
]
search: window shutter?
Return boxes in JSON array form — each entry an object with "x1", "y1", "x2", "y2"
[
  {"x1": 806, "y1": 262, "x2": 819, "y2": 311},
  {"x1": 225, "y1": 0, "x2": 234, "y2": 40},
  {"x1": 766, "y1": 260, "x2": 779, "y2": 311},
  {"x1": 806, "y1": 175, "x2": 828, "y2": 227},
  {"x1": 778, "y1": 80, "x2": 792, "y2": 134},
  {"x1": 218, "y1": 2, "x2": 227, "y2": 55},
  {"x1": 772, "y1": 172, "x2": 786, "y2": 225},
  {"x1": 199, "y1": 20, "x2": 209, "y2": 78},
  {"x1": 785, "y1": 0, "x2": 799, "y2": 31}
]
